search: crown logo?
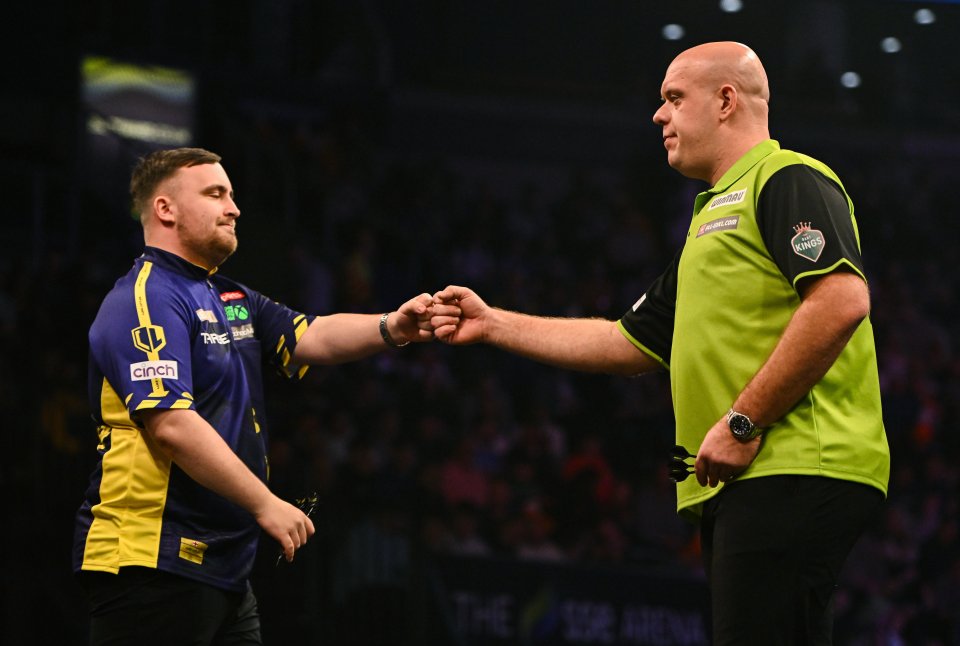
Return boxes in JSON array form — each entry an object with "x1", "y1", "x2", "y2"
[{"x1": 793, "y1": 222, "x2": 812, "y2": 234}]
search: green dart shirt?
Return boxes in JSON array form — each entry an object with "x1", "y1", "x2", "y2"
[{"x1": 619, "y1": 140, "x2": 889, "y2": 519}]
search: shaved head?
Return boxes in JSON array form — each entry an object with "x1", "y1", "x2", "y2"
[
  {"x1": 669, "y1": 41, "x2": 770, "y2": 106},
  {"x1": 653, "y1": 41, "x2": 772, "y2": 184}
]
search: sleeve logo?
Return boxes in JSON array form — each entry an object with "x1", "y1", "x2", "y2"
[
  {"x1": 790, "y1": 222, "x2": 826, "y2": 262},
  {"x1": 131, "y1": 360, "x2": 179, "y2": 381},
  {"x1": 131, "y1": 324, "x2": 167, "y2": 355}
]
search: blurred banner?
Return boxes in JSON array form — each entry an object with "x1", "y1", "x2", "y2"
[
  {"x1": 429, "y1": 556, "x2": 709, "y2": 646},
  {"x1": 82, "y1": 54, "x2": 194, "y2": 149},
  {"x1": 79, "y1": 55, "x2": 195, "y2": 215}
]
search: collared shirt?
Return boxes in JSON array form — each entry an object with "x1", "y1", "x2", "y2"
[
  {"x1": 73, "y1": 247, "x2": 313, "y2": 591},
  {"x1": 619, "y1": 140, "x2": 889, "y2": 518}
]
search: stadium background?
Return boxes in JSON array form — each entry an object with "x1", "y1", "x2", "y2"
[{"x1": 3, "y1": 1, "x2": 960, "y2": 643}]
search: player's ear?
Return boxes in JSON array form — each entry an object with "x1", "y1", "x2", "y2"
[
  {"x1": 154, "y1": 195, "x2": 176, "y2": 224},
  {"x1": 718, "y1": 84, "x2": 738, "y2": 121}
]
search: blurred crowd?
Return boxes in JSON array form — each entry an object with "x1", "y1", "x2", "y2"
[{"x1": 4, "y1": 109, "x2": 960, "y2": 644}]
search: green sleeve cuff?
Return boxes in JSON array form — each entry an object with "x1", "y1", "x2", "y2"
[{"x1": 616, "y1": 320, "x2": 670, "y2": 370}]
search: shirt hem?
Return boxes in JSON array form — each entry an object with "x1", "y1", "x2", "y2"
[{"x1": 677, "y1": 467, "x2": 890, "y2": 520}]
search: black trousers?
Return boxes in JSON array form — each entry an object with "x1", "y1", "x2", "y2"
[
  {"x1": 700, "y1": 475, "x2": 883, "y2": 646},
  {"x1": 80, "y1": 567, "x2": 262, "y2": 646}
]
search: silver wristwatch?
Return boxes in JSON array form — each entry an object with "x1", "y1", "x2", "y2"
[{"x1": 726, "y1": 409, "x2": 760, "y2": 442}]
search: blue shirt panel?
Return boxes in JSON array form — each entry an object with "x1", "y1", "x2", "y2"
[{"x1": 77, "y1": 247, "x2": 313, "y2": 591}]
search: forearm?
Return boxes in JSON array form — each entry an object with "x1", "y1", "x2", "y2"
[
  {"x1": 483, "y1": 308, "x2": 657, "y2": 376},
  {"x1": 143, "y1": 409, "x2": 274, "y2": 515},
  {"x1": 144, "y1": 409, "x2": 315, "y2": 561},
  {"x1": 292, "y1": 313, "x2": 391, "y2": 364},
  {"x1": 733, "y1": 272, "x2": 869, "y2": 427}
]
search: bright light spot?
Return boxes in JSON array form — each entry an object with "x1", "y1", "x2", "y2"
[
  {"x1": 914, "y1": 8, "x2": 936, "y2": 25},
  {"x1": 840, "y1": 71, "x2": 861, "y2": 89},
  {"x1": 662, "y1": 24, "x2": 685, "y2": 41},
  {"x1": 881, "y1": 37, "x2": 902, "y2": 53},
  {"x1": 719, "y1": 0, "x2": 743, "y2": 12}
]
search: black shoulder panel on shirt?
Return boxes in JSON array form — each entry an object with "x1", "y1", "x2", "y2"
[
  {"x1": 757, "y1": 164, "x2": 864, "y2": 288},
  {"x1": 618, "y1": 248, "x2": 679, "y2": 365}
]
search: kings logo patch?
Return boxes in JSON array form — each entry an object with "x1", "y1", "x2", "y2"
[{"x1": 791, "y1": 222, "x2": 825, "y2": 262}]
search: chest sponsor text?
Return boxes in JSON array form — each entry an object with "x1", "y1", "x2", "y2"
[
  {"x1": 696, "y1": 215, "x2": 740, "y2": 237},
  {"x1": 707, "y1": 188, "x2": 746, "y2": 210},
  {"x1": 202, "y1": 331, "x2": 232, "y2": 345}
]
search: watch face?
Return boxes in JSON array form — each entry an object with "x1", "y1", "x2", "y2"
[{"x1": 729, "y1": 414, "x2": 754, "y2": 438}]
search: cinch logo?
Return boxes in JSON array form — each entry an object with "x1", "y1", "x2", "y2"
[
  {"x1": 220, "y1": 291, "x2": 245, "y2": 302},
  {"x1": 130, "y1": 360, "x2": 179, "y2": 381}
]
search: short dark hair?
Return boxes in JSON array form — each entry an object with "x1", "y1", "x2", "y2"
[{"x1": 130, "y1": 147, "x2": 222, "y2": 217}]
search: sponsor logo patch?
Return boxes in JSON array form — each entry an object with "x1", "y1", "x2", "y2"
[
  {"x1": 696, "y1": 216, "x2": 740, "y2": 238},
  {"x1": 707, "y1": 188, "x2": 746, "y2": 210},
  {"x1": 130, "y1": 360, "x2": 179, "y2": 381},
  {"x1": 131, "y1": 324, "x2": 166, "y2": 354},
  {"x1": 231, "y1": 323, "x2": 255, "y2": 340},
  {"x1": 791, "y1": 222, "x2": 826, "y2": 262},
  {"x1": 224, "y1": 304, "x2": 249, "y2": 321},
  {"x1": 220, "y1": 291, "x2": 245, "y2": 302},
  {"x1": 202, "y1": 332, "x2": 231, "y2": 345},
  {"x1": 196, "y1": 309, "x2": 218, "y2": 323},
  {"x1": 179, "y1": 537, "x2": 208, "y2": 565}
]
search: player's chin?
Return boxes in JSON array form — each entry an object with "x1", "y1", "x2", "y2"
[{"x1": 211, "y1": 237, "x2": 238, "y2": 262}]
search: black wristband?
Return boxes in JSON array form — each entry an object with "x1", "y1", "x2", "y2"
[{"x1": 379, "y1": 312, "x2": 410, "y2": 348}]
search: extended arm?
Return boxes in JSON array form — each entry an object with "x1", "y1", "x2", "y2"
[
  {"x1": 694, "y1": 270, "x2": 870, "y2": 486},
  {"x1": 292, "y1": 293, "x2": 434, "y2": 364},
  {"x1": 432, "y1": 285, "x2": 660, "y2": 376},
  {"x1": 141, "y1": 408, "x2": 314, "y2": 562}
]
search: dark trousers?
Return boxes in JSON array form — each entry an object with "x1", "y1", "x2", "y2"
[
  {"x1": 80, "y1": 567, "x2": 262, "y2": 646},
  {"x1": 700, "y1": 475, "x2": 883, "y2": 646}
]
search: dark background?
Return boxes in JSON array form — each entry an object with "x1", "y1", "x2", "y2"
[{"x1": 3, "y1": 1, "x2": 960, "y2": 644}]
